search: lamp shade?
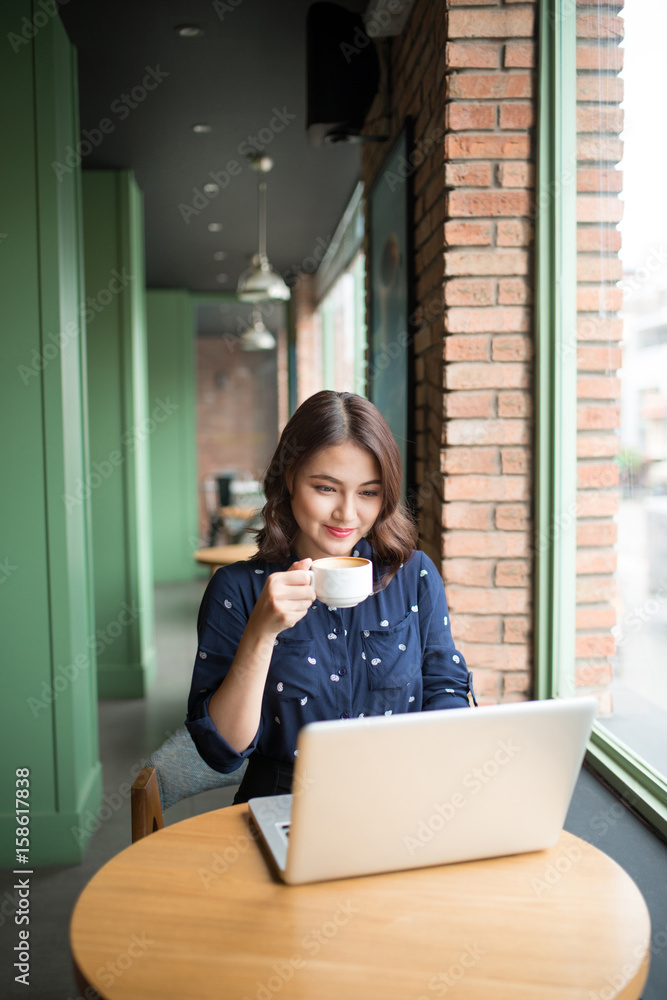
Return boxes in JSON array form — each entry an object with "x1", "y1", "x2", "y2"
[{"x1": 237, "y1": 254, "x2": 290, "y2": 302}]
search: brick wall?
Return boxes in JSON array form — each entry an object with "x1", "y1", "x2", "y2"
[
  {"x1": 574, "y1": 1, "x2": 624, "y2": 711},
  {"x1": 362, "y1": 0, "x2": 537, "y2": 704}
]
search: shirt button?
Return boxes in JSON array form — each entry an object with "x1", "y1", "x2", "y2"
[
  {"x1": 333, "y1": 627, "x2": 342, "y2": 634},
  {"x1": 338, "y1": 668, "x2": 347, "y2": 676},
  {"x1": 340, "y1": 712, "x2": 349, "y2": 719}
]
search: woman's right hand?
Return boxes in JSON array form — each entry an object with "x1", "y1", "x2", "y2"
[{"x1": 247, "y1": 558, "x2": 316, "y2": 638}]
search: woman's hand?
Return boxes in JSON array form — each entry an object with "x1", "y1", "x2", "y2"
[{"x1": 247, "y1": 558, "x2": 316, "y2": 638}]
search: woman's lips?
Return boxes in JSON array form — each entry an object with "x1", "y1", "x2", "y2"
[{"x1": 325, "y1": 526, "x2": 355, "y2": 537}]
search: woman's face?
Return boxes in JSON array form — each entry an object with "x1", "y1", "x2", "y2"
[{"x1": 288, "y1": 442, "x2": 384, "y2": 561}]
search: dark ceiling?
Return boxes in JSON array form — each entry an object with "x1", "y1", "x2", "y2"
[{"x1": 59, "y1": 0, "x2": 368, "y2": 299}]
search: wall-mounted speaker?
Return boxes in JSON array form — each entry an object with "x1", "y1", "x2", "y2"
[{"x1": 306, "y1": 2, "x2": 385, "y2": 145}]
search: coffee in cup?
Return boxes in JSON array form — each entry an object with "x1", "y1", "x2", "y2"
[{"x1": 307, "y1": 556, "x2": 373, "y2": 608}]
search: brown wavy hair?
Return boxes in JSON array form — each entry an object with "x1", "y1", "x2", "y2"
[{"x1": 252, "y1": 391, "x2": 418, "y2": 588}]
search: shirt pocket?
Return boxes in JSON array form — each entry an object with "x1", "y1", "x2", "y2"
[
  {"x1": 361, "y1": 611, "x2": 420, "y2": 692},
  {"x1": 268, "y1": 636, "x2": 321, "y2": 701}
]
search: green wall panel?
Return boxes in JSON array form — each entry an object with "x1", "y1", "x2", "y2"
[
  {"x1": 146, "y1": 290, "x2": 199, "y2": 582},
  {"x1": 82, "y1": 171, "x2": 156, "y2": 698},
  {"x1": 0, "y1": 1, "x2": 102, "y2": 865}
]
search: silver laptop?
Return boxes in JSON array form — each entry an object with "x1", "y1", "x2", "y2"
[{"x1": 248, "y1": 696, "x2": 597, "y2": 885}]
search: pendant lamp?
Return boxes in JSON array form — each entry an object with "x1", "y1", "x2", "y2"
[
  {"x1": 237, "y1": 155, "x2": 290, "y2": 302},
  {"x1": 239, "y1": 308, "x2": 276, "y2": 352}
]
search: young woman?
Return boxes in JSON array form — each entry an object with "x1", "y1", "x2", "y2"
[{"x1": 185, "y1": 390, "x2": 475, "y2": 802}]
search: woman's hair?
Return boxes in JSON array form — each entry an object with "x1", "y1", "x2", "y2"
[{"x1": 252, "y1": 390, "x2": 418, "y2": 587}]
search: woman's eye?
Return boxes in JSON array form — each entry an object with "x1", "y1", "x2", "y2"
[
  {"x1": 315, "y1": 485, "x2": 334, "y2": 493},
  {"x1": 362, "y1": 491, "x2": 379, "y2": 497}
]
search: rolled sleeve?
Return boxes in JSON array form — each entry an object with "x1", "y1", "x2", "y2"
[
  {"x1": 417, "y1": 553, "x2": 471, "y2": 710},
  {"x1": 185, "y1": 567, "x2": 261, "y2": 773}
]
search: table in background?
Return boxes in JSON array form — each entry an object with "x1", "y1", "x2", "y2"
[
  {"x1": 70, "y1": 804, "x2": 651, "y2": 1000},
  {"x1": 193, "y1": 544, "x2": 258, "y2": 573}
]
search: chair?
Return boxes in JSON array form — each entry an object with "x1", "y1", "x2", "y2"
[{"x1": 131, "y1": 725, "x2": 249, "y2": 842}]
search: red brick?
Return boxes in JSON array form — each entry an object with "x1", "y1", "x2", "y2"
[
  {"x1": 577, "y1": 377, "x2": 621, "y2": 400},
  {"x1": 495, "y1": 560, "x2": 529, "y2": 587},
  {"x1": 445, "y1": 221, "x2": 493, "y2": 246},
  {"x1": 503, "y1": 672, "x2": 531, "y2": 695},
  {"x1": 497, "y1": 220, "x2": 533, "y2": 246},
  {"x1": 504, "y1": 617, "x2": 530, "y2": 644},
  {"x1": 499, "y1": 102, "x2": 535, "y2": 130},
  {"x1": 576, "y1": 491, "x2": 619, "y2": 518},
  {"x1": 465, "y1": 668, "x2": 501, "y2": 702},
  {"x1": 577, "y1": 169, "x2": 623, "y2": 194},
  {"x1": 445, "y1": 249, "x2": 528, "y2": 275},
  {"x1": 444, "y1": 280, "x2": 495, "y2": 308},
  {"x1": 442, "y1": 502, "x2": 494, "y2": 531},
  {"x1": 444, "y1": 390, "x2": 495, "y2": 419},
  {"x1": 446, "y1": 417, "x2": 529, "y2": 445},
  {"x1": 501, "y1": 447, "x2": 529, "y2": 475},
  {"x1": 444, "y1": 558, "x2": 495, "y2": 587},
  {"x1": 446, "y1": 134, "x2": 531, "y2": 160},
  {"x1": 497, "y1": 162, "x2": 534, "y2": 188},
  {"x1": 576, "y1": 606, "x2": 617, "y2": 629},
  {"x1": 454, "y1": 614, "x2": 503, "y2": 644},
  {"x1": 577, "y1": 405, "x2": 620, "y2": 430},
  {"x1": 576, "y1": 434, "x2": 621, "y2": 459},
  {"x1": 498, "y1": 390, "x2": 532, "y2": 418},
  {"x1": 444, "y1": 474, "x2": 529, "y2": 502},
  {"x1": 577, "y1": 106, "x2": 624, "y2": 134},
  {"x1": 576, "y1": 45, "x2": 624, "y2": 72},
  {"x1": 443, "y1": 333, "x2": 491, "y2": 360},
  {"x1": 446, "y1": 103, "x2": 496, "y2": 131},
  {"x1": 575, "y1": 634, "x2": 616, "y2": 658},
  {"x1": 443, "y1": 530, "x2": 528, "y2": 558},
  {"x1": 445, "y1": 162, "x2": 493, "y2": 187},
  {"x1": 504, "y1": 42, "x2": 535, "y2": 68},
  {"x1": 447, "y1": 73, "x2": 533, "y2": 100},
  {"x1": 577, "y1": 229, "x2": 622, "y2": 253},
  {"x1": 576, "y1": 75, "x2": 624, "y2": 104},
  {"x1": 577, "y1": 196, "x2": 624, "y2": 224},
  {"x1": 576, "y1": 576, "x2": 616, "y2": 604},
  {"x1": 576, "y1": 14, "x2": 624, "y2": 40},
  {"x1": 446, "y1": 41, "x2": 501, "y2": 69},
  {"x1": 577, "y1": 137, "x2": 623, "y2": 163},
  {"x1": 442, "y1": 447, "x2": 499, "y2": 475},
  {"x1": 577, "y1": 257, "x2": 623, "y2": 282},
  {"x1": 492, "y1": 333, "x2": 532, "y2": 360},
  {"x1": 448, "y1": 9, "x2": 535, "y2": 39},
  {"x1": 576, "y1": 548, "x2": 617, "y2": 575},
  {"x1": 463, "y1": 642, "x2": 530, "y2": 671},
  {"x1": 577, "y1": 286, "x2": 623, "y2": 312},
  {"x1": 497, "y1": 278, "x2": 531, "y2": 306},
  {"x1": 447, "y1": 584, "x2": 530, "y2": 615},
  {"x1": 575, "y1": 661, "x2": 613, "y2": 687},
  {"x1": 446, "y1": 307, "x2": 530, "y2": 334},
  {"x1": 445, "y1": 362, "x2": 529, "y2": 391},
  {"x1": 578, "y1": 347, "x2": 622, "y2": 371},
  {"x1": 576, "y1": 521, "x2": 618, "y2": 547},
  {"x1": 576, "y1": 317, "x2": 623, "y2": 342},
  {"x1": 447, "y1": 0, "x2": 499, "y2": 5},
  {"x1": 577, "y1": 463, "x2": 619, "y2": 489},
  {"x1": 496, "y1": 503, "x2": 529, "y2": 531},
  {"x1": 448, "y1": 190, "x2": 531, "y2": 218}
]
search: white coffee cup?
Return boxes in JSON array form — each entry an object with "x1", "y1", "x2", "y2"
[{"x1": 307, "y1": 556, "x2": 373, "y2": 608}]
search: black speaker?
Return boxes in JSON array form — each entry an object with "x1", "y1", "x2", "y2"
[{"x1": 306, "y1": 2, "x2": 382, "y2": 145}]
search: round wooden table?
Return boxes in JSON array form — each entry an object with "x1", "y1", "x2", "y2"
[
  {"x1": 193, "y1": 544, "x2": 258, "y2": 572},
  {"x1": 70, "y1": 805, "x2": 651, "y2": 1000}
]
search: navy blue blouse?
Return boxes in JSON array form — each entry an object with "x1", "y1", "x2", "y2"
[{"x1": 185, "y1": 536, "x2": 473, "y2": 773}]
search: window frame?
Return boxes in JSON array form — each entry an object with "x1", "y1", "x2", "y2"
[{"x1": 536, "y1": 0, "x2": 667, "y2": 838}]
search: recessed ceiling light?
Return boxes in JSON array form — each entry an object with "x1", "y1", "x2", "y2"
[
  {"x1": 216, "y1": 274, "x2": 229, "y2": 283},
  {"x1": 213, "y1": 251, "x2": 227, "y2": 260},
  {"x1": 192, "y1": 123, "x2": 212, "y2": 134},
  {"x1": 203, "y1": 183, "x2": 219, "y2": 196},
  {"x1": 175, "y1": 24, "x2": 203, "y2": 38},
  {"x1": 207, "y1": 223, "x2": 223, "y2": 232}
]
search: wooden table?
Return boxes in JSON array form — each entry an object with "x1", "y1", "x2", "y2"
[
  {"x1": 193, "y1": 544, "x2": 258, "y2": 573},
  {"x1": 70, "y1": 805, "x2": 651, "y2": 1000}
]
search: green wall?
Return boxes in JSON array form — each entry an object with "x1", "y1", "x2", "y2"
[
  {"x1": 0, "y1": 2, "x2": 102, "y2": 865},
  {"x1": 82, "y1": 171, "x2": 156, "y2": 698},
  {"x1": 146, "y1": 290, "x2": 200, "y2": 581}
]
